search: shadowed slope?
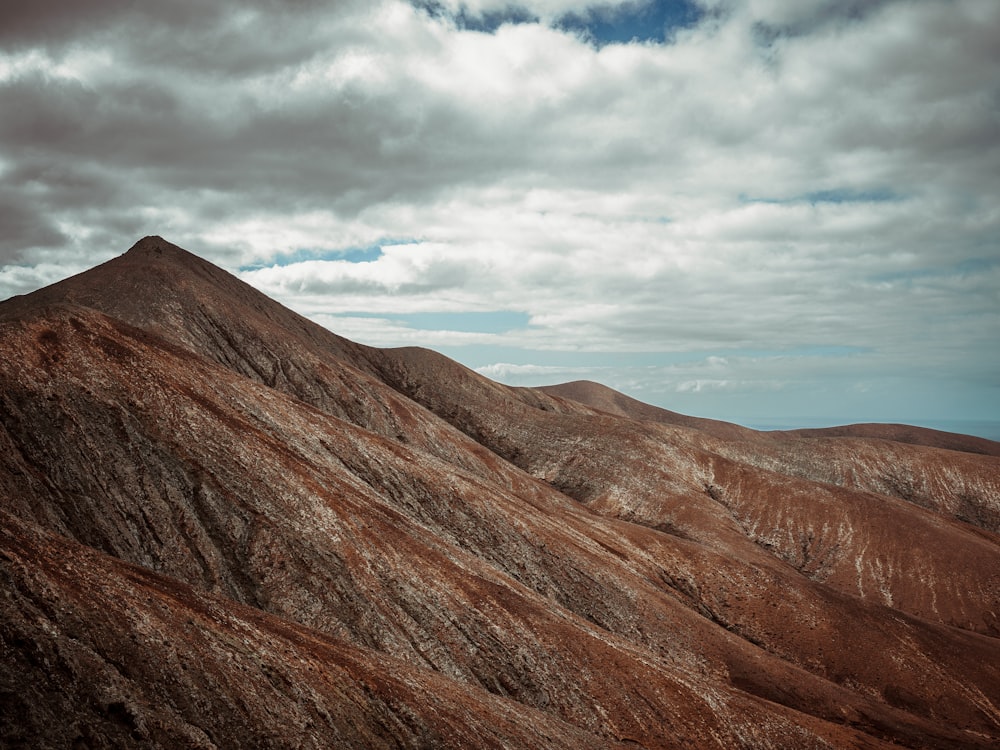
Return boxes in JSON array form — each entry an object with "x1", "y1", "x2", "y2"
[{"x1": 0, "y1": 509, "x2": 626, "y2": 750}]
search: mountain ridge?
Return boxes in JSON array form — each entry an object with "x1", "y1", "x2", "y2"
[
  {"x1": 540, "y1": 378, "x2": 1000, "y2": 457},
  {"x1": 1, "y1": 236, "x2": 998, "y2": 748}
]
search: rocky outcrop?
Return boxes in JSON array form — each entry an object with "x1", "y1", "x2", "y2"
[{"x1": 1, "y1": 236, "x2": 998, "y2": 748}]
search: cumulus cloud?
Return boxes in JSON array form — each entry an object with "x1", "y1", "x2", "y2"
[{"x1": 1, "y1": 0, "x2": 998, "y2": 425}]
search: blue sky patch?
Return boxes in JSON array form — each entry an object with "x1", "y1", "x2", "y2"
[
  {"x1": 412, "y1": 1, "x2": 702, "y2": 43},
  {"x1": 344, "y1": 310, "x2": 531, "y2": 334},
  {"x1": 457, "y1": 5, "x2": 539, "y2": 33},
  {"x1": 412, "y1": 1, "x2": 539, "y2": 32},
  {"x1": 869, "y1": 256, "x2": 1000, "y2": 285},
  {"x1": 240, "y1": 241, "x2": 419, "y2": 271},
  {"x1": 556, "y1": 1, "x2": 703, "y2": 45},
  {"x1": 740, "y1": 188, "x2": 900, "y2": 205},
  {"x1": 802, "y1": 188, "x2": 899, "y2": 204}
]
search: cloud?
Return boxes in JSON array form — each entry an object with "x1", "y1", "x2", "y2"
[
  {"x1": 473, "y1": 362, "x2": 615, "y2": 388},
  {"x1": 1, "y1": 0, "x2": 998, "y2": 423}
]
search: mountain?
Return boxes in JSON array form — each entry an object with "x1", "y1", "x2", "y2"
[{"x1": 1, "y1": 235, "x2": 998, "y2": 749}]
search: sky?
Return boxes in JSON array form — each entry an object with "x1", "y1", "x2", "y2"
[{"x1": 1, "y1": 0, "x2": 999, "y2": 436}]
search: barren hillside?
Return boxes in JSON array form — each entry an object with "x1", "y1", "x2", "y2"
[{"x1": 1, "y1": 236, "x2": 998, "y2": 748}]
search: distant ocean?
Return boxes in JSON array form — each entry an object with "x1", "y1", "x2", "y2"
[{"x1": 743, "y1": 418, "x2": 1000, "y2": 442}]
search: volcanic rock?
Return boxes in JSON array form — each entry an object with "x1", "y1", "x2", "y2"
[{"x1": 1, "y1": 236, "x2": 998, "y2": 748}]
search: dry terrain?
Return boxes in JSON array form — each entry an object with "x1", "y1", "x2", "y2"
[{"x1": 1, "y1": 236, "x2": 998, "y2": 748}]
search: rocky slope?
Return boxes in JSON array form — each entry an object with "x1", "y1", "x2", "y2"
[{"x1": 1, "y1": 236, "x2": 998, "y2": 748}]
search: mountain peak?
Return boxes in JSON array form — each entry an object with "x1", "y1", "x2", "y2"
[
  {"x1": 127, "y1": 234, "x2": 173, "y2": 254},
  {"x1": 118, "y1": 234, "x2": 222, "y2": 275},
  {"x1": 123, "y1": 235, "x2": 202, "y2": 266}
]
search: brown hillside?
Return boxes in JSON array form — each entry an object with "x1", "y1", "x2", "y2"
[{"x1": 1, "y1": 236, "x2": 998, "y2": 748}]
